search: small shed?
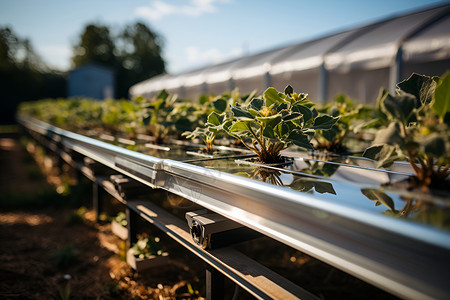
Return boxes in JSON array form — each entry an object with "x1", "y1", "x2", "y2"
[{"x1": 68, "y1": 64, "x2": 115, "y2": 99}]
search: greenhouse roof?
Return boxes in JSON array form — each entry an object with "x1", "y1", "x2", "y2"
[{"x1": 130, "y1": 3, "x2": 450, "y2": 102}]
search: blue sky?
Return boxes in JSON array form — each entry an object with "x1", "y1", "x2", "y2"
[{"x1": 0, "y1": 0, "x2": 446, "y2": 74}]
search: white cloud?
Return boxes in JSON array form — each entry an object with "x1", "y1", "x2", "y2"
[
  {"x1": 185, "y1": 46, "x2": 243, "y2": 65},
  {"x1": 135, "y1": 0, "x2": 231, "y2": 21}
]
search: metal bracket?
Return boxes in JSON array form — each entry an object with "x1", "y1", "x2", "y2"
[{"x1": 186, "y1": 210, "x2": 261, "y2": 249}]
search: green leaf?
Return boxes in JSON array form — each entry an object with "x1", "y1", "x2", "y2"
[
  {"x1": 321, "y1": 125, "x2": 339, "y2": 142},
  {"x1": 156, "y1": 89, "x2": 169, "y2": 101},
  {"x1": 314, "y1": 181, "x2": 337, "y2": 195},
  {"x1": 262, "y1": 126, "x2": 275, "y2": 139},
  {"x1": 373, "y1": 122, "x2": 404, "y2": 146},
  {"x1": 433, "y1": 72, "x2": 450, "y2": 121},
  {"x1": 286, "y1": 131, "x2": 313, "y2": 150},
  {"x1": 284, "y1": 85, "x2": 294, "y2": 96},
  {"x1": 362, "y1": 144, "x2": 399, "y2": 167},
  {"x1": 275, "y1": 103, "x2": 288, "y2": 112},
  {"x1": 213, "y1": 98, "x2": 228, "y2": 112},
  {"x1": 151, "y1": 98, "x2": 165, "y2": 111},
  {"x1": 143, "y1": 115, "x2": 151, "y2": 126},
  {"x1": 311, "y1": 115, "x2": 340, "y2": 130},
  {"x1": 361, "y1": 188, "x2": 397, "y2": 212},
  {"x1": 288, "y1": 178, "x2": 336, "y2": 195},
  {"x1": 256, "y1": 114, "x2": 282, "y2": 127},
  {"x1": 174, "y1": 118, "x2": 193, "y2": 132},
  {"x1": 382, "y1": 93, "x2": 416, "y2": 125},
  {"x1": 231, "y1": 105, "x2": 254, "y2": 119},
  {"x1": 263, "y1": 87, "x2": 284, "y2": 106},
  {"x1": 229, "y1": 121, "x2": 251, "y2": 133},
  {"x1": 207, "y1": 111, "x2": 225, "y2": 126},
  {"x1": 248, "y1": 98, "x2": 264, "y2": 111},
  {"x1": 275, "y1": 122, "x2": 289, "y2": 138},
  {"x1": 422, "y1": 133, "x2": 446, "y2": 158},
  {"x1": 289, "y1": 179, "x2": 314, "y2": 192},
  {"x1": 292, "y1": 104, "x2": 313, "y2": 123},
  {"x1": 282, "y1": 112, "x2": 302, "y2": 122},
  {"x1": 397, "y1": 73, "x2": 436, "y2": 105}
]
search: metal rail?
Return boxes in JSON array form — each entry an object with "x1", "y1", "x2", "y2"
[{"x1": 19, "y1": 116, "x2": 450, "y2": 300}]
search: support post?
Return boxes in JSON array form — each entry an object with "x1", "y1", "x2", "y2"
[
  {"x1": 389, "y1": 46, "x2": 403, "y2": 94},
  {"x1": 206, "y1": 265, "x2": 224, "y2": 300},
  {"x1": 318, "y1": 62, "x2": 328, "y2": 104},
  {"x1": 92, "y1": 181, "x2": 103, "y2": 222},
  {"x1": 126, "y1": 207, "x2": 138, "y2": 247}
]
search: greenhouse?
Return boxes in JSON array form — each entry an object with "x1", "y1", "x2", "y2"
[
  {"x1": 2, "y1": 2, "x2": 450, "y2": 300},
  {"x1": 130, "y1": 3, "x2": 450, "y2": 103}
]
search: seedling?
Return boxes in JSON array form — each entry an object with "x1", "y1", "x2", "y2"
[
  {"x1": 226, "y1": 85, "x2": 339, "y2": 163},
  {"x1": 113, "y1": 211, "x2": 127, "y2": 227},
  {"x1": 128, "y1": 237, "x2": 163, "y2": 259},
  {"x1": 315, "y1": 94, "x2": 373, "y2": 153},
  {"x1": 135, "y1": 90, "x2": 182, "y2": 144},
  {"x1": 182, "y1": 96, "x2": 230, "y2": 153},
  {"x1": 363, "y1": 73, "x2": 450, "y2": 190}
]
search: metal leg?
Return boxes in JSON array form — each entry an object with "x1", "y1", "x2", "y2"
[
  {"x1": 206, "y1": 265, "x2": 224, "y2": 300},
  {"x1": 75, "y1": 169, "x2": 83, "y2": 185},
  {"x1": 92, "y1": 181, "x2": 103, "y2": 222},
  {"x1": 126, "y1": 207, "x2": 138, "y2": 247}
]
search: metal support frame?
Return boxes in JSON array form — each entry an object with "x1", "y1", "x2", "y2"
[
  {"x1": 18, "y1": 116, "x2": 450, "y2": 300},
  {"x1": 206, "y1": 265, "x2": 225, "y2": 300},
  {"x1": 126, "y1": 206, "x2": 138, "y2": 246},
  {"x1": 92, "y1": 181, "x2": 103, "y2": 222}
]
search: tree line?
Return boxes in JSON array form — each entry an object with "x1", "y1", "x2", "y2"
[{"x1": 0, "y1": 22, "x2": 165, "y2": 125}]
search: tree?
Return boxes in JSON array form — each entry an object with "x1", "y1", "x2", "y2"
[
  {"x1": 72, "y1": 24, "x2": 117, "y2": 68},
  {"x1": 116, "y1": 22, "x2": 165, "y2": 98},
  {"x1": 71, "y1": 22, "x2": 165, "y2": 98},
  {"x1": 0, "y1": 26, "x2": 66, "y2": 125}
]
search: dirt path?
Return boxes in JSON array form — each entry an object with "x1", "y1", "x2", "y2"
[{"x1": 0, "y1": 135, "x2": 204, "y2": 299}]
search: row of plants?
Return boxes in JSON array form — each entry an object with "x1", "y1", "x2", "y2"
[{"x1": 18, "y1": 73, "x2": 450, "y2": 191}]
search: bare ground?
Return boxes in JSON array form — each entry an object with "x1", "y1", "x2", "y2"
[{"x1": 0, "y1": 135, "x2": 205, "y2": 299}]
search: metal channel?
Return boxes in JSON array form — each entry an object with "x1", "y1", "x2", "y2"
[
  {"x1": 162, "y1": 160, "x2": 450, "y2": 300},
  {"x1": 19, "y1": 116, "x2": 450, "y2": 299},
  {"x1": 74, "y1": 164, "x2": 317, "y2": 299},
  {"x1": 127, "y1": 200, "x2": 317, "y2": 300}
]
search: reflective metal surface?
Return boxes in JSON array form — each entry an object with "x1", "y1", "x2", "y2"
[{"x1": 18, "y1": 116, "x2": 450, "y2": 300}]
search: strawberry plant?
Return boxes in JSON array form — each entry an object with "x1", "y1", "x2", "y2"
[
  {"x1": 101, "y1": 99, "x2": 139, "y2": 135},
  {"x1": 182, "y1": 97, "x2": 230, "y2": 153},
  {"x1": 135, "y1": 90, "x2": 178, "y2": 144},
  {"x1": 128, "y1": 236, "x2": 163, "y2": 259},
  {"x1": 225, "y1": 85, "x2": 339, "y2": 163},
  {"x1": 363, "y1": 73, "x2": 450, "y2": 190},
  {"x1": 315, "y1": 94, "x2": 373, "y2": 154}
]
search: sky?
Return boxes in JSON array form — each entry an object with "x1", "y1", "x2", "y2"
[{"x1": 0, "y1": 0, "x2": 447, "y2": 74}]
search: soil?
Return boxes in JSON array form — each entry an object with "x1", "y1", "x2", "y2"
[
  {"x1": 0, "y1": 134, "x2": 206, "y2": 299},
  {"x1": 0, "y1": 132, "x2": 399, "y2": 300}
]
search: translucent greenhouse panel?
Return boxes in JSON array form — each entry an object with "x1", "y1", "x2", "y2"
[
  {"x1": 327, "y1": 68, "x2": 390, "y2": 104},
  {"x1": 403, "y1": 14, "x2": 450, "y2": 64},
  {"x1": 270, "y1": 69, "x2": 320, "y2": 101}
]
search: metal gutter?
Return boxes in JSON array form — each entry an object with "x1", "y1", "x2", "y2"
[{"x1": 18, "y1": 116, "x2": 450, "y2": 299}]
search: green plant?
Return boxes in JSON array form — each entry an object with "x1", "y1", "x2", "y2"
[
  {"x1": 66, "y1": 206, "x2": 87, "y2": 226},
  {"x1": 101, "y1": 99, "x2": 139, "y2": 135},
  {"x1": 315, "y1": 94, "x2": 373, "y2": 153},
  {"x1": 128, "y1": 237, "x2": 163, "y2": 259},
  {"x1": 51, "y1": 245, "x2": 78, "y2": 268},
  {"x1": 135, "y1": 90, "x2": 178, "y2": 144},
  {"x1": 58, "y1": 274, "x2": 71, "y2": 300},
  {"x1": 182, "y1": 89, "x2": 255, "y2": 153},
  {"x1": 363, "y1": 73, "x2": 450, "y2": 190},
  {"x1": 225, "y1": 85, "x2": 339, "y2": 163},
  {"x1": 113, "y1": 211, "x2": 127, "y2": 227},
  {"x1": 182, "y1": 98, "x2": 228, "y2": 153}
]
